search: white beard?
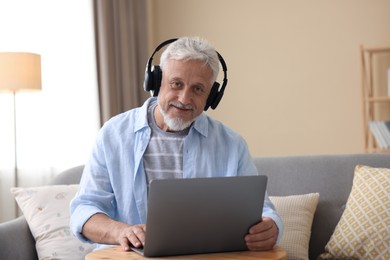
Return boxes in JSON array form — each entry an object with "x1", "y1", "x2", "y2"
[
  {"x1": 157, "y1": 100, "x2": 197, "y2": 131},
  {"x1": 161, "y1": 113, "x2": 193, "y2": 131},
  {"x1": 158, "y1": 106, "x2": 195, "y2": 132}
]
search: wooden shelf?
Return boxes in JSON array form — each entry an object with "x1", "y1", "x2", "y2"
[
  {"x1": 367, "y1": 148, "x2": 390, "y2": 153},
  {"x1": 365, "y1": 97, "x2": 390, "y2": 102},
  {"x1": 360, "y1": 46, "x2": 390, "y2": 153},
  {"x1": 362, "y1": 47, "x2": 390, "y2": 53}
]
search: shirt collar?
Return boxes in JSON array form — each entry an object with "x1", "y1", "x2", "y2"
[
  {"x1": 192, "y1": 112, "x2": 208, "y2": 137},
  {"x1": 134, "y1": 97, "x2": 156, "y2": 132}
]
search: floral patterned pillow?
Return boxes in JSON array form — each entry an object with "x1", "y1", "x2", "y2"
[{"x1": 11, "y1": 184, "x2": 95, "y2": 260}]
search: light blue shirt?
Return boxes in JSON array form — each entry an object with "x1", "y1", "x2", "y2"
[{"x1": 70, "y1": 97, "x2": 283, "y2": 248}]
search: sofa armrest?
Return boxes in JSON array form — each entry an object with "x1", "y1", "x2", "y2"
[{"x1": 0, "y1": 216, "x2": 38, "y2": 260}]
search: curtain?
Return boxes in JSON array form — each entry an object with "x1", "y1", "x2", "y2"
[
  {"x1": 0, "y1": 0, "x2": 100, "y2": 222},
  {"x1": 94, "y1": 0, "x2": 150, "y2": 125}
]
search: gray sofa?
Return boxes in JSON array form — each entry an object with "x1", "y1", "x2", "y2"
[{"x1": 1, "y1": 153, "x2": 390, "y2": 260}]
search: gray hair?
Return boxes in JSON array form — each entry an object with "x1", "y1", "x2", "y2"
[{"x1": 159, "y1": 37, "x2": 220, "y2": 84}]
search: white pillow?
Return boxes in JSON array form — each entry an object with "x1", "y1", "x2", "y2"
[
  {"x1": 270, "y1": 193, "x2": 320, "y2": 260},
  {"x1": 11, "y1": 184, "x2": 95, "y2": 260}
]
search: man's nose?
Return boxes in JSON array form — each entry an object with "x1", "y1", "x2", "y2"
[{"x1": 177, "y1": 87, "x2": 192, "y2": 104}]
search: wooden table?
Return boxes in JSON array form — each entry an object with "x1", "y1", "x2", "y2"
[{"x1": 85, "y1": 246, "x2": 287, "y2": 260}]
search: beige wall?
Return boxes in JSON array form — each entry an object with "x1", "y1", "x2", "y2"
[{"x1": 148, "y1": 0, "x2": 390, "y2": 157}]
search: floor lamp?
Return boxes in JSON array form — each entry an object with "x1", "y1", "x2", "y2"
[{"x1": 0, "y1": 52, "x2": 42, "y2": 216}]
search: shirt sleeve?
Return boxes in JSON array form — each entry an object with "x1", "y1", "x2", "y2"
[
  {"x1": 69, "y1": 163, "x2": 115, "y2": 243},
  {"x1": 262, "y1": 192, "x2": 284, "y2": 245},
  {"x1": 69, "y1": 131, "x2": 116, "y2": 243}
]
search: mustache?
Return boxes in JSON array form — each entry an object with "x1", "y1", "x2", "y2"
[{"x1": 169, "y1": 101, "x2": 193, "y2": 110}]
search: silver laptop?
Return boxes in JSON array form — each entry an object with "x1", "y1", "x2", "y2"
[{"x1": 132, "y1": 175, "x2": 268, "y2": 257}]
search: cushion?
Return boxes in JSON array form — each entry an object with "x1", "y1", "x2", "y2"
[
  {"x1": 269, "y1": 193, "x2": 319, "y2": 260},
  {"x1": 319, "y1": 165, "x2": 389, "y2": 259},
  {"x1": 11, "y1": 184, "x2": 95, "y2": 260}
]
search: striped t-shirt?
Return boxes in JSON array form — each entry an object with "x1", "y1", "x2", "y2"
[{"x1": 143, "y1": 102, "x2": 189, "y2": 188}]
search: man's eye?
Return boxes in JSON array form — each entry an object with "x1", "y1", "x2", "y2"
[
  {"x1": 194, "y1": 86, "x2": 204, "y2": 94},
  {"x1": 171, "y1": 82, "x2": 182, "y2": 88}
]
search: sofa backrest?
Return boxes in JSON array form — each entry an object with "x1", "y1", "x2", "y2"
[
  {"x1": 55, "y1": 154, "x2": 390, "y2": 259},
  {"x1": 253, "y1": 153, "x2": 390, "y2": 259},
  {"x1": 50, "y1": 165, "x2": 84, "y2": 185}
]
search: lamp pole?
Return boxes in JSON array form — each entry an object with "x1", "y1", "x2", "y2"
[{"x1": 13, "y1": 91, "x2": 19, "y2": 216}]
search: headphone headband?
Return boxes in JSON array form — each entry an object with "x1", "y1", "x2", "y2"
[
  {"x1": 146, "y1": 38, "x2": 178, "y2": 76},
  {"x1": 143, "y1": 38, "x2": 228, "y2": 110}
]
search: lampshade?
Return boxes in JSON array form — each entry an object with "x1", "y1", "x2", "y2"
[{"x1": 0, "y1": 52, "x2": 42, "y2": 92}]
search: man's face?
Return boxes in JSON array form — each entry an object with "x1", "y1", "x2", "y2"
[{"x1": 155, "y1": 59, "x2": 213, "y2": 132}]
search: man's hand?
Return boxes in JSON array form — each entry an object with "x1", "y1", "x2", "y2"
[
  {"x1": 82, "y1": 213, "x2": 146, "y2": 251},
  {"x1": 118, "y1": 224, "x2": 146, "y2": 251},
  {"x1": 244, "y1": 217, "x2": 278, "y2": 251}
]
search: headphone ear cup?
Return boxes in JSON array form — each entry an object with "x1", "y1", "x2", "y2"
[
  {"x1": 143, "y1": 67, "x2": 152, "y2": 92},
  {"x1": 151, "y1": 66, "x2": 162, "y2": 96},
  {"x1": 205, "y1": 82, "x2": 219, "y2": 111},
  {"x1": 210, "y1": 90, "x2": 224, "y2": 110},
  {"x1": 143, "y1": 65, "x2": 162, "y2": 96}
]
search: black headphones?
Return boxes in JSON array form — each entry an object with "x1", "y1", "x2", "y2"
[{"x1": 143, "y1": 38, "x2": 228, "y2": 111}]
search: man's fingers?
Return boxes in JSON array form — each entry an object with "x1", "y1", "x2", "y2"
[
  {"x1": 119, "y1": 236, "x2": 132, "y2": 251},
  {"x1": 131, "y1": 225, "x2": 146, "y2": 246},
  {"x1": 245, "y1": 217, "x2": 278, "y2": 251},
  {"x1": 119, "y1": 224, "x2": 146, "y2": 251},
  {"x1": 246, "y1": 236, "x2": 276, "y2": 251}
]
